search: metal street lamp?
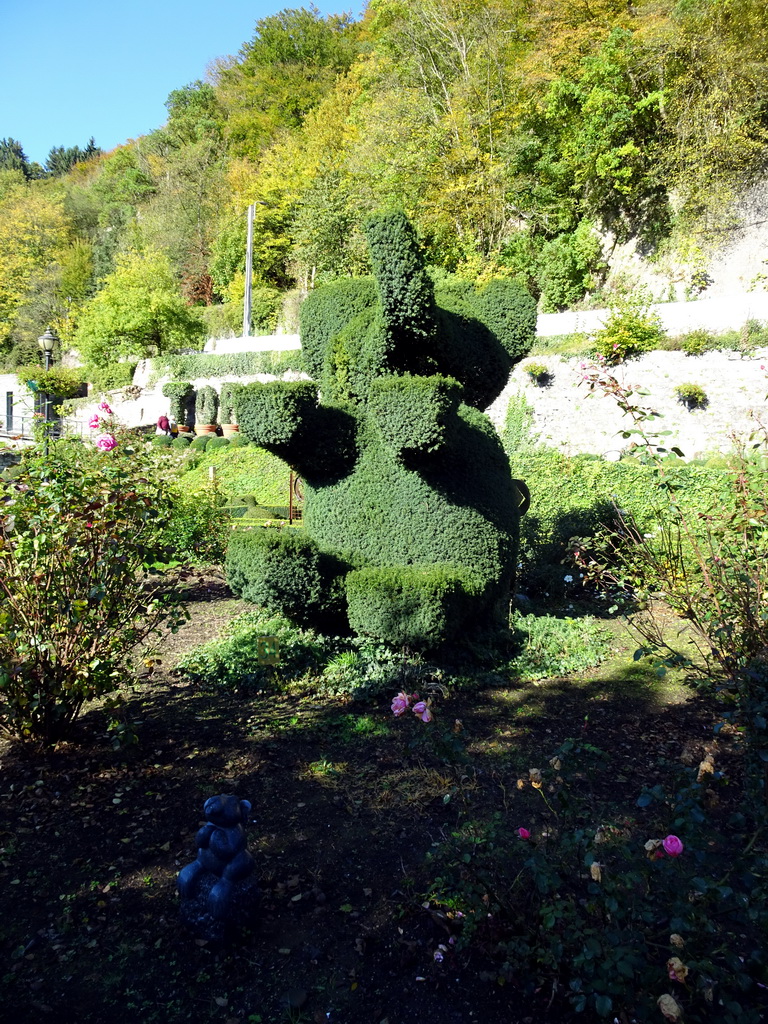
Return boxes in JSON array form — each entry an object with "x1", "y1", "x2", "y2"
[{"x1": 37, "y1": 328, "x2": 58, "y2": 454}]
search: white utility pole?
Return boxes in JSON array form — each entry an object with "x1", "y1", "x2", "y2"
[{"x1": 243, "y1": 203, "x2": 255, "y2": 337}]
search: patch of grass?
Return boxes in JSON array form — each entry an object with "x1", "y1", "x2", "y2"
[
  {"x1": 530, "y1": 332, "x2": 593, "y2": 357},
  {"x1": 509, "y1": 612, "x2": 611, "y2": 681},
  {"x1": 180, "y1": 443, "x2": 292, "y2": 507}
]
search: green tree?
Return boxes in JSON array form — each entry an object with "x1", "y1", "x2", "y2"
[
  {"x1": 217, "y1": 6, "x2": 361, "y2": 159},
  {"x1": 74, "y1": 248, "x2": 204, "y2": 364},
  {"x1": 45, "y1": 138, "x2": 102, "y2": 177}
]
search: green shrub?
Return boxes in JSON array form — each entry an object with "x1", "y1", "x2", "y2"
[
  {"x1": 195, "y1": 384, "x2": 218, "y2": 426},
  {"x1": 16, "y1": 364, "x2": 87, "y2": 400},
  {"x1": 225, "y1": 526, "x2": 346, "y2": 628},
  {"x1": 152, "y1": 434, "x2": 174, "y2": 448},
  {"x1": 536, "y1": 221, "x2": 606, "y2": 312},
  {"x1": 172, "y1": 435, "x2": 193, "y2": 449},
  {"x1": 593, "y1": 296, "x2": 665, "y2": 364},
  {"x1": 509, "y1": 612, "x2": 610, "y2": 680},
  {"x1": 346, "y1": 564, "x2": 483, "y2": 648},
  {"x1": 219, "y1": 382, "x2": 242, "y2": 425},
  {"x1": 162, "y1": 381, "x2": 193, "y2": 425},
  {"x1": 162, "y1": 487, "x2": 229, "y2": 565},
  {"x1": 522, "y1": 361, "x2": 551, "y2": 385},
  {"x1": 681, "y1": 329, "x2": 714, "y2": 356},
  {"x1": 206, "y1": 436, "x2": 230, "y2": 451},
  {"x1": 177, "y1": 609, "x2": 334, "y2": 692},
  {"x1": 190, "y1": 435, "x2": 210, "y2": 450},
  {"x1": 150, "y1": 349, "x2": 305, "y2": 384},
  {"x1": 84, "y1": 361, "x2": 137, "y2": 392},
  {"x1": 227, "y1": 433, "x2": 249, "y2": 448},
  {"x1": 674, "y1": 382, "x2": 707, "y2": 408},
  {"x1": 239, "y1": 212, "x2": 536, "y2": 646},
  {"x1": 0, "y1": 438, "x2": 186, "y2": 743}
]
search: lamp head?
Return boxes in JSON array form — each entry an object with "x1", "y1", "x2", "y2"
[{"x1": 38, "y1": 328, "x2": 58, "y2": 353}]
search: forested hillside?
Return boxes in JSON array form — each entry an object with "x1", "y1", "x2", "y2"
[{"x1": 1, "y1": 0, "x2": 766, "y2": 371}]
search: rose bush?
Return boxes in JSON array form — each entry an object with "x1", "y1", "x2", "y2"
[{"x1": 0, "y1": 436, "x2": 187, "y2": 743}]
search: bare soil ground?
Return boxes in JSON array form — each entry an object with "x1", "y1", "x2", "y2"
[{"x1": 0, "y1": 577, "x2": 732, "y2": 1024}]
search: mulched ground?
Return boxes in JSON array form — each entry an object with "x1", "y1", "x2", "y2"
[{"x1": 0, "y1": 577, "x2": 729, "y2": 1024}]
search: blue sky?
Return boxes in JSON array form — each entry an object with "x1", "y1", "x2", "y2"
[{"x1": 0, "y1": 1, "x2": 361, "y2": 167}]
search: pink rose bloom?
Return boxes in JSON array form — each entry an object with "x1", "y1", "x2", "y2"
[
  {"x1": 412, "y1": 701, "x2": 432, "y2": 723},
  {"x1": 88, "y1": 415, "x2": 100, "y2": 429},
  {"x1": 98, "y1": 401, "x2": 113, "y2": 415},
  {"x1": 517, "y1": 827, "x2": 530, "y2": 839},
  {"x1": 96, "y1": 434, "x2": 117, "y2": 452},
  {"x1": 391, "y1": 692, "x2": 410, "y2": 716},
  {"x1": 663, "y1": 835, "x2": 684, "y2": 857}
]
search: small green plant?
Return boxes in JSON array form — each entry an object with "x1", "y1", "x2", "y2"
[
  {"x1": 152, "y1": 434, "x2": 174, "y2": 448},
  {"x1": 509, "y1": 612, "x2": 610, "y2": 680},
  {"x1": 674, "y1": 382, "x2": 707, "y2": 409},
  {"x1": 681, "y1": 329, "x2": 713, "y2": 356},
  {"x1": 592, "y1": 295, "x2": 665, "y2": 364},
  {"x1": 177, "y1": 608, "x2": 335, "y2": 692},
  {"x1": 523, "y1": 361, "x2": 551, "y2": 386}
]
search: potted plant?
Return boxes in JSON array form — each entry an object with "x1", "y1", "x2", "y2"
[
  {"x1": 162, "y1": 382, "x2": 193, "y2": 432},
  {"x1": 674, "y1": 382, "x2": 708, "y2": 410},
  {"x1": 195, "y1": 385, "x2": 219, "y2": 435},
  {"x1": 219, "y1": 383, "x2": 242, "y2": 438}
]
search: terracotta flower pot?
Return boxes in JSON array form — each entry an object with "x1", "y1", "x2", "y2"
[
  {"x1": 221, "y1": 424, "x2": 240, "y2": 438},
  {"x1": 195, "y1": 423, "x2": 218, "y2": 435}
]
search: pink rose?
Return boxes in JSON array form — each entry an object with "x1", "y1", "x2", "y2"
[
  {"x1": 88, "y1": 415, "x2": 100, "y2": 429},
  {"x1": 391, "y1": 691, "x2": 410, "y2": 716},
  {"x1": 96, "y1": 434, "x2": 117, "y2": 452},
  {"x1": 98, "y1": 401, "x2": 113, "y2": 415},
  {"x1": 662, "y1": 835, "x2": 684, "y2": 857},
  {"x1": 517, "y1": 827, "x2": 530, "y2": 839},
  {"x1": 412, "y1": 701, "x2": 432, "y2": 723}
]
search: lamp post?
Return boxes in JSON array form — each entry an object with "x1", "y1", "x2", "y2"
[{"x1": 37, "y1": 328, "x2": 58, "y2": 455}]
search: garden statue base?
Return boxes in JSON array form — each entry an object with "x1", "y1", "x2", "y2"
[{"x1": 177, "y1": 794, "x2": 258, "y2": 943}]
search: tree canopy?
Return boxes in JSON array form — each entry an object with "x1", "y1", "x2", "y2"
[{"x1": 2, "y1": 1, "x2": 767, "y2": 369}]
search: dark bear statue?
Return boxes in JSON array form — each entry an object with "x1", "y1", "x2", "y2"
[{"x1": 178, "y1": 794, "x2": 257, "y2": 942}]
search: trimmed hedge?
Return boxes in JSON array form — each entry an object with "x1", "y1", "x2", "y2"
[
  {"x1": 162, "y1": 382, "x2": 193, "y2": 425},
  {"x1": 226, "y1": 527, "x2": 346, "y2": 629},
  {"x1": 346, "y1": 564, "x2": 483, "y2": 647},
  {"x1": 152, "y1": 434, "x2": 174, "y2": 448},
  {"x1": 207, "y1": 436, "x2": 230, "y2": 451},
  {"x1": 231, "y1": 212, "x2": 537, "y2": 647},
  {"x1": 219, "y1": 382, "x2": 242, "y2": 425},
  {"x1": 172, "y1": 434, "x2": 193, "y2": 448},
  {"x1": 149, "y1": 350, "x2": 305, "y2": 384},
  {"x1": 195, "y1": 385, "x2": 218, "y2": 426}
]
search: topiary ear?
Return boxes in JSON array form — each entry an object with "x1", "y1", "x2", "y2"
[{"x1": 369, "y1": 374, "x2": 461, "y2": 457}]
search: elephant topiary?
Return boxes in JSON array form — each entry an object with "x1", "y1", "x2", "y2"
[{"x1": 229, "y1": 212, "x2": 535, "y2": 648}]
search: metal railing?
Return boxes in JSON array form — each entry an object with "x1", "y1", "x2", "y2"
[{"x1": 0, "y1": 415, "x2": 90, "y2": 443}]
